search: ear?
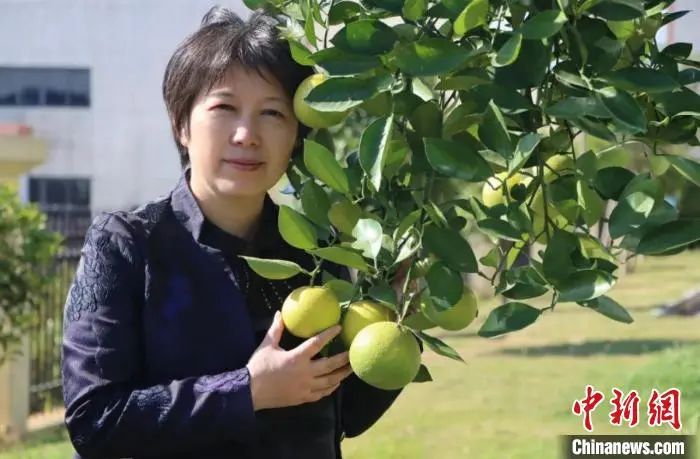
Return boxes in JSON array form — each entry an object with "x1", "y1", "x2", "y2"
[{"x1": 178, "y1": 125, "x2": 189, "y2": 148}]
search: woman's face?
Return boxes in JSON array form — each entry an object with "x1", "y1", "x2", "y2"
[{"x1": 180, "y1": 65, "x2": 299, "y2": 198}]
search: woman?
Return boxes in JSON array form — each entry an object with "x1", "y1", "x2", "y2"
[{"x1": 61, "y1": 7, "x2": 402, "y2": 458}]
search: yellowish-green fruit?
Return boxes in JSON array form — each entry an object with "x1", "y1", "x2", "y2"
[
  {"x1": 596, "y1": 149, "x2": 629, "y2": 169},
  {"x1": 328, "y1": 198, "x2": 362, "y2": 235},
  {"x1": 421, "y1": 286, "x2": 478, "y2": 331},
  {"x1": 543, "y1": 154, "x2": 575, "y2": 183},
  {"x1": 649, "y1": 154, "x2": 671, "y2": 175},
  {"x1": 402, "y1": 310, "x2": 436, "y2": 330},
  {"x1": 349, "y1": 322, "x2": 421, "y2": 390},
  {"x1": 293, "y1": 74, "x2": 349, "y2": 129},
  {"x1": 341, "y1": 300, "x2": 395, "y2": 348},
  {"x1": 482, "y1": 172, "x2": 527, "y2": 207},
  {"x1": 282, "y1": 286, "x2": 341, "y2": 338}
]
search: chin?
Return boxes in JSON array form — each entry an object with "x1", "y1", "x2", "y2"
[{"x1": 212, "y1": 177, "x2": 270, "y2": 198}]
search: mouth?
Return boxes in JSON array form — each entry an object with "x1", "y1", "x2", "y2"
[{"x1": 222, "y1": 158, "x2": 265, "y2": 171}]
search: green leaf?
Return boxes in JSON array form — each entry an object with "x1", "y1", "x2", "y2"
[
  {"x1": 608, "y1": 176, "x2": 662, "y2": 239},
  {"x1": 243, "y1": 0, "x2": 267, "y2": 9},
  {"x1": 331, "y1": 19, "x2": 398, "y2": 55},
  {"x1": 351, "y1": 218, "x2": 383, "y2": 260},
  {"x1": 480, "y1": 246, "x2": 500, "y2": 268},
  {"x1": 589, "y1": 0, "x2": 645, "y2": 20},
  {"x1": 306, "y1": 73, "x2": 393, "y2": 112},
  {"x1": 311, "y1": 246, "x2": 369, "y2": 272},
  {"x1": 288, "y1": 40, "x2": 314, "y2": 66},
  {"x1": 602, "y1": 68, "x2": 680, "y2": 94},
  {"x1": 678, "y1": 68, "x2": 700, "y2": 86},
  {"x1": 557, "y1": 270, "x2": 615, "y2": 302},
  {"x1": 359, "y1": 115, "x2": 395, "y2": 191},
  {"x1": 426, "y1": 261, "x2": 464, "y2": 309},
  {"x1": 544, "y1": 97, "x2": 610, "y2": 120},
  {"x1": 581, "y1": 296, "x2": 633, "y2": 323},
  {"x1": 597, "y1": 87, "x2": 647, "y2": 134},
  {"x1": 368, "y1": 281, "x2": 398, "y2": 311},
  {"x1": 410, "y1": 102, "x2": 443, "y2": 138},
  {"x1": 476, "y1": 218, "x2": 523, "y2": 241},
  {"x1": 304, "y1": 8, "x2": 317, "y2": 47},
  {"x1": 395, "y1": 209, "x2": 422, "y2": 241},
  {"x1": 402, "y1": 0, "x2": 428, "y2": 21},
  {"x1": 436, "y1": 69, "x2": 491, "y2": 90},
  {"x1": 653, "y1": 88, "x2": 700, "y2": 118},
  {"x1": 328, "y1": 1, "x2": 363, "y2": 25},
  {"x1": 303, "y1": 140, "x2": 349, "y2": 194},
  {"x1": 543, "y1": 229, "x2": 580, "y2": 283},
  {"x1": 395, "y1": 227, "x2": 421, "y2": 264},
  {"x1": 508, "y1": 133, "x2": 541, "y2": 175},
  {"x1": 311, "y1": 48, "x2": 381, "y2": 76},
  {"x1": 301, "y1": 181, "x2": 331, "y2": 227},
  {"x1": 423, "y1": 138, "x2": 492, "y2": 182},
  {"x1": 594, "y1": 167, "x2": 635, "y2": 200},
  {"x1": 391, "y1": 37, "x2": 473, "y2": 76},
  {"x1": 453, "y1": 0, "x2": 489, "y2": 37},
  {"x1": 479, "y1": 101, "x2": 512, "y2": 159},
  {"x1": 499, "y1": 266, "x2": 549, "y2": 300},
  {"x1": 278, "y1": 205, "x2": 318, "y2": 250},
  {"x1": 324, "y1": 279, "x2": 355, "y2": 303},
  {"x1": 636, "y1": 220, "x2": 700, "y2": 255},
  {"x1": 494, "y1": 32, "x2": 522, "y2": 67},
  {"x1": 477, "y1": 302, "x2": 541, "y2": 338},
  {"x1": 577, "y1": 179, "x2": 606, "y2": 226},
  {"x1": 416, "y1": 331, "x2": 465, "y2": 362},
  {"x1": 662, "y1": 42, "x2": 693, "y2": 60},
  {"x1": 519, "y1": 9, "x2": 568, "y2": 40},
  {"x1": 422, "y1": 224, "x2": 478, "y2": 273},
  {"x1": 413, "y1": 364, "x2": 433, "y2": 383},
  {"x1": 665, "y1": 155, "x2": 700, "y2": 188},
  {"x1": 494, "y1": 39, "x2": 549, "y2": 89},
  {"x1": 571, "y1": 117, "x2": 617, "y2": 143},
  {"x1": 240, "y1": 256, "x2": 307, "y2": 280}
]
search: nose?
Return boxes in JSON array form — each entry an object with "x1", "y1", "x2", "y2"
[{"x1": 230, "y1": 117, "x2": 261, "y2": 147}]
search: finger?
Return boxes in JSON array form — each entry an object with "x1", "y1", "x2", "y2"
[
  {"x1": 293, "y1": 324, "x2": 341, "y2": 358},
  {"x1": 309, "y1": 382, "x2": 342, "y2": 400},
  {"x1": 263, "y1": 311, "x2": 284, "y2": 347},
  {"x1": 309, "y1": 351, "x2": 349, "y2": 376},
  {"x1": 310, "y1": 364, "x2": 353, "y2": 391}
]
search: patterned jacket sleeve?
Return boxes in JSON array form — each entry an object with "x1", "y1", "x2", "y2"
[{"x1": 61, "y1": 213, "x2": 256, "y2": 458}]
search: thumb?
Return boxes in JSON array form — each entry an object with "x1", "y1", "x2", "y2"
[{"x1": 263, "y1": 310, "x2": 284, "y2": 347}]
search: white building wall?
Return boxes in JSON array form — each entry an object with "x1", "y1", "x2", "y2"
[{"x1": 0, "y1": 0, "x2": 250, "y2": 213}]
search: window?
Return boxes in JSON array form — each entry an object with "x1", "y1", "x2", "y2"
[
  {"x1": 0, "y1": 67, "x2": 91, "y2": 108},
  {"x1": 29, "y1": 177, "x2": 91, "y2": 207}
]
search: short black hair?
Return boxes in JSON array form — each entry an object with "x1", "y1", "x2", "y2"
[{"x1": 162, "y1": 6, "x2": 315, "y2": 168}]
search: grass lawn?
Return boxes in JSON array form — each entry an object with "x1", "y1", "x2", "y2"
[{"x1": 2, "y1": 251, "x2": 699, "y2": 459}]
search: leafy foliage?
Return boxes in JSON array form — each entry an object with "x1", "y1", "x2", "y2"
[
  {"x1": 0, "y1": 185, "x2": 62, "y2": 363},
  {"x1": 248, "y1": 0, "x2": 700, "y2": 364}
]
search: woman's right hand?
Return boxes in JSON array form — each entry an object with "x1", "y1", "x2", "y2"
[{"x1": 246, "y1": 311, "x2": 353, "y2": 411}]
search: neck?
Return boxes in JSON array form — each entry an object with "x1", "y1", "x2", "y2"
[{"x1": 189, "y1": 176, "x2": 265, "y2": 241}]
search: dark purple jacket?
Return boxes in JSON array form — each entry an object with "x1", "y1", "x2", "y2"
[{"x1": 61, "y1": 170, "x2": 401, "y2": 458}]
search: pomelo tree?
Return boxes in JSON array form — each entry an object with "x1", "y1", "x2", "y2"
[{"x1": 242, "y1": 0, "x2": 700, "y2": 388}]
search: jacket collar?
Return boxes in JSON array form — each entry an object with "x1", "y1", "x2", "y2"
[{"x1": 170, "y1": 167, "x2": 282, "y2": 254}]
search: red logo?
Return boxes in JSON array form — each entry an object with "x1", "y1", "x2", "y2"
[
  {"x1": 609, "y1": 388, "x2": 640, "y2": 427},
  {"x1": 572, "y1": 386, "x2": 682, "y2": 432},
  {"x1": 572, "y1": 385, "x2": 605, "y2": 432},
  {"x1": 647, "y1": 388, "x2": 682, "y2": 431}
]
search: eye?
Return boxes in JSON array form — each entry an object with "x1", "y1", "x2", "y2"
[
  {"x1": 214, "y1": 104, "x2": 236, "y2": 111},
  {"x1": 263, "y1": 109, "x2": 284, "y2": 118}
]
